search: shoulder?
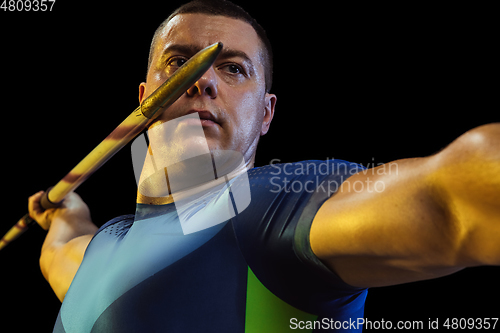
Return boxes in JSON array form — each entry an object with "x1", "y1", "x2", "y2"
[
  {"x1": 233, "y1": 159, "x2": 367, "y2": 313},
  {"x1": 248, "y1": 159, "x2": 364, "y2": 190},
  {"x1": 253, "y1": 159, "x2": 364, "y2": 175},
  {"x1": 95, "y1": 214, "x2": 135, "y2": 237}
]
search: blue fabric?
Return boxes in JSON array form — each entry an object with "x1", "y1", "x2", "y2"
[
  {"x1": 54, "y1": 160, "x2": 368, "y2": 332},
  {"x1": 232, "y1": 161, "x2": 368, "y2": 320}
]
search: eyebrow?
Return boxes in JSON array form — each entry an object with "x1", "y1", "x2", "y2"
[{"x1": 158, "y1": 43, "x2": 256, "y2": 75}]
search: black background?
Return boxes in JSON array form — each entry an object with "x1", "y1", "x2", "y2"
[{"x1": 0, "y1": 1, "x2": 498, "y2": 331}]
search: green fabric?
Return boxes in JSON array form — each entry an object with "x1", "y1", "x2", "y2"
[{"x1": 245, "y1": 267, "x2": 318, "y2": 332}]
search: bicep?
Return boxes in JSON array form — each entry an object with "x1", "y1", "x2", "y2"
[
  {"x1": 309, "y1": 157, "x2": 463, "y2": 288},
  {"x1": 42, "y1": 234, "x2": 93, "y2": 302}
]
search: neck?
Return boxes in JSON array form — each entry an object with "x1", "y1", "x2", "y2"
[{"x1": 137, "y1": 157, "x2": 254, "y2": 205}]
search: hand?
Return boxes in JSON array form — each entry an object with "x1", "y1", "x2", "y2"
[
  {"x1": 30, "y1": 191, "x2": 96, "y2": 302},
  {"x1": 28, "y1": 191, "x2": 91, "y2": 231}
]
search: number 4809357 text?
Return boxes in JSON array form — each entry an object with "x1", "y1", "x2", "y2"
[{"x1": 1, "y1": 0, "x2": 56, "y2": 11}]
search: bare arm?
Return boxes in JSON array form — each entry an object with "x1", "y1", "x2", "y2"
[
  {"x1": 29, "y1": 191, "x2": 98, "y2": 302},
  {"x1": 310, "y1": 123, "x2": 500, "y2": 288}
]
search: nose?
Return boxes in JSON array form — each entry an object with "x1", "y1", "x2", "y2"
[{"x1": 186, "y1": 66, "x2": 218, "y2": 98}]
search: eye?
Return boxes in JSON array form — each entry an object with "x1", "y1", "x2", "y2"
[
  {"x1": 167, "y1": 57, "x2": 188, "y2": 68},
  {"x1": 219, "y1": 63, "x2": 244, "y2": 75}
]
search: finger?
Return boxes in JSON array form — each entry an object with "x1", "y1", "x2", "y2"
[
  {"x1": 29, "y1": 191, "x2": 56, "y2": 230},
  {"x1": 28, "y1": 191, "x2": 45, "y2": 219}
]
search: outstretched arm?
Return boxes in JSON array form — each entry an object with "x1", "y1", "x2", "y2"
[{"x1": 310, "y1": 123, "x2": 500, "y2": 288}]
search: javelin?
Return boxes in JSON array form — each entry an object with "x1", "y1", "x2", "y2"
[{"x1": 0, "y1": 42, "x2": 223, "y2": 251}]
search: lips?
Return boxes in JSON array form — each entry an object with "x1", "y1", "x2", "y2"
[{"x1": 186, "y1": 110, "x2": 219, "y2": 127}]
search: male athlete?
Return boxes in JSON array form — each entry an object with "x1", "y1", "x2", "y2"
[{"x1": 28, "y1": 0, "x2": 499, "y2": 332}]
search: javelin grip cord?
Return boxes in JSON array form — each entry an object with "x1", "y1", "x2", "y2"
[{"x1": 0, "y1": 42, "x2": 223, "y2": 251}]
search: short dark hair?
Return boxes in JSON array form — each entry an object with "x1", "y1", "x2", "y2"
[{"x1": 147, "y1": 0, "x2": 273, "y2": 92}]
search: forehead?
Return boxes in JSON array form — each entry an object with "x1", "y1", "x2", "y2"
[{"x1": 155, "y1": 13, "x2": 262, "y2": 64}]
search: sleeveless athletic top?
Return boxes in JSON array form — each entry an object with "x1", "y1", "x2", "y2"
[{"x1": 53, "y1": 160, "x2": 368, "y2": 332}]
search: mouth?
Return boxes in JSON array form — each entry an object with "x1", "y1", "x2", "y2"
[
  {"x1": 149, "y1": 109, "x2": 221, "y2": 131},
  {"x1": 186, "y1": 110, "x2": 219, "y2": 127}
]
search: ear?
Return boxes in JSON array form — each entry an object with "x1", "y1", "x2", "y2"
[
  {"x1": 261, "y1": 93, "x2": 277, "y2": 136},
  {"x1": 139, "y1": 82, "x2": 147, "y2": 104}
]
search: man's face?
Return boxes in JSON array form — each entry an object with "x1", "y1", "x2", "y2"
[{"x1": 139, "y1": 13, "x2": 276, "y2": 167}]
